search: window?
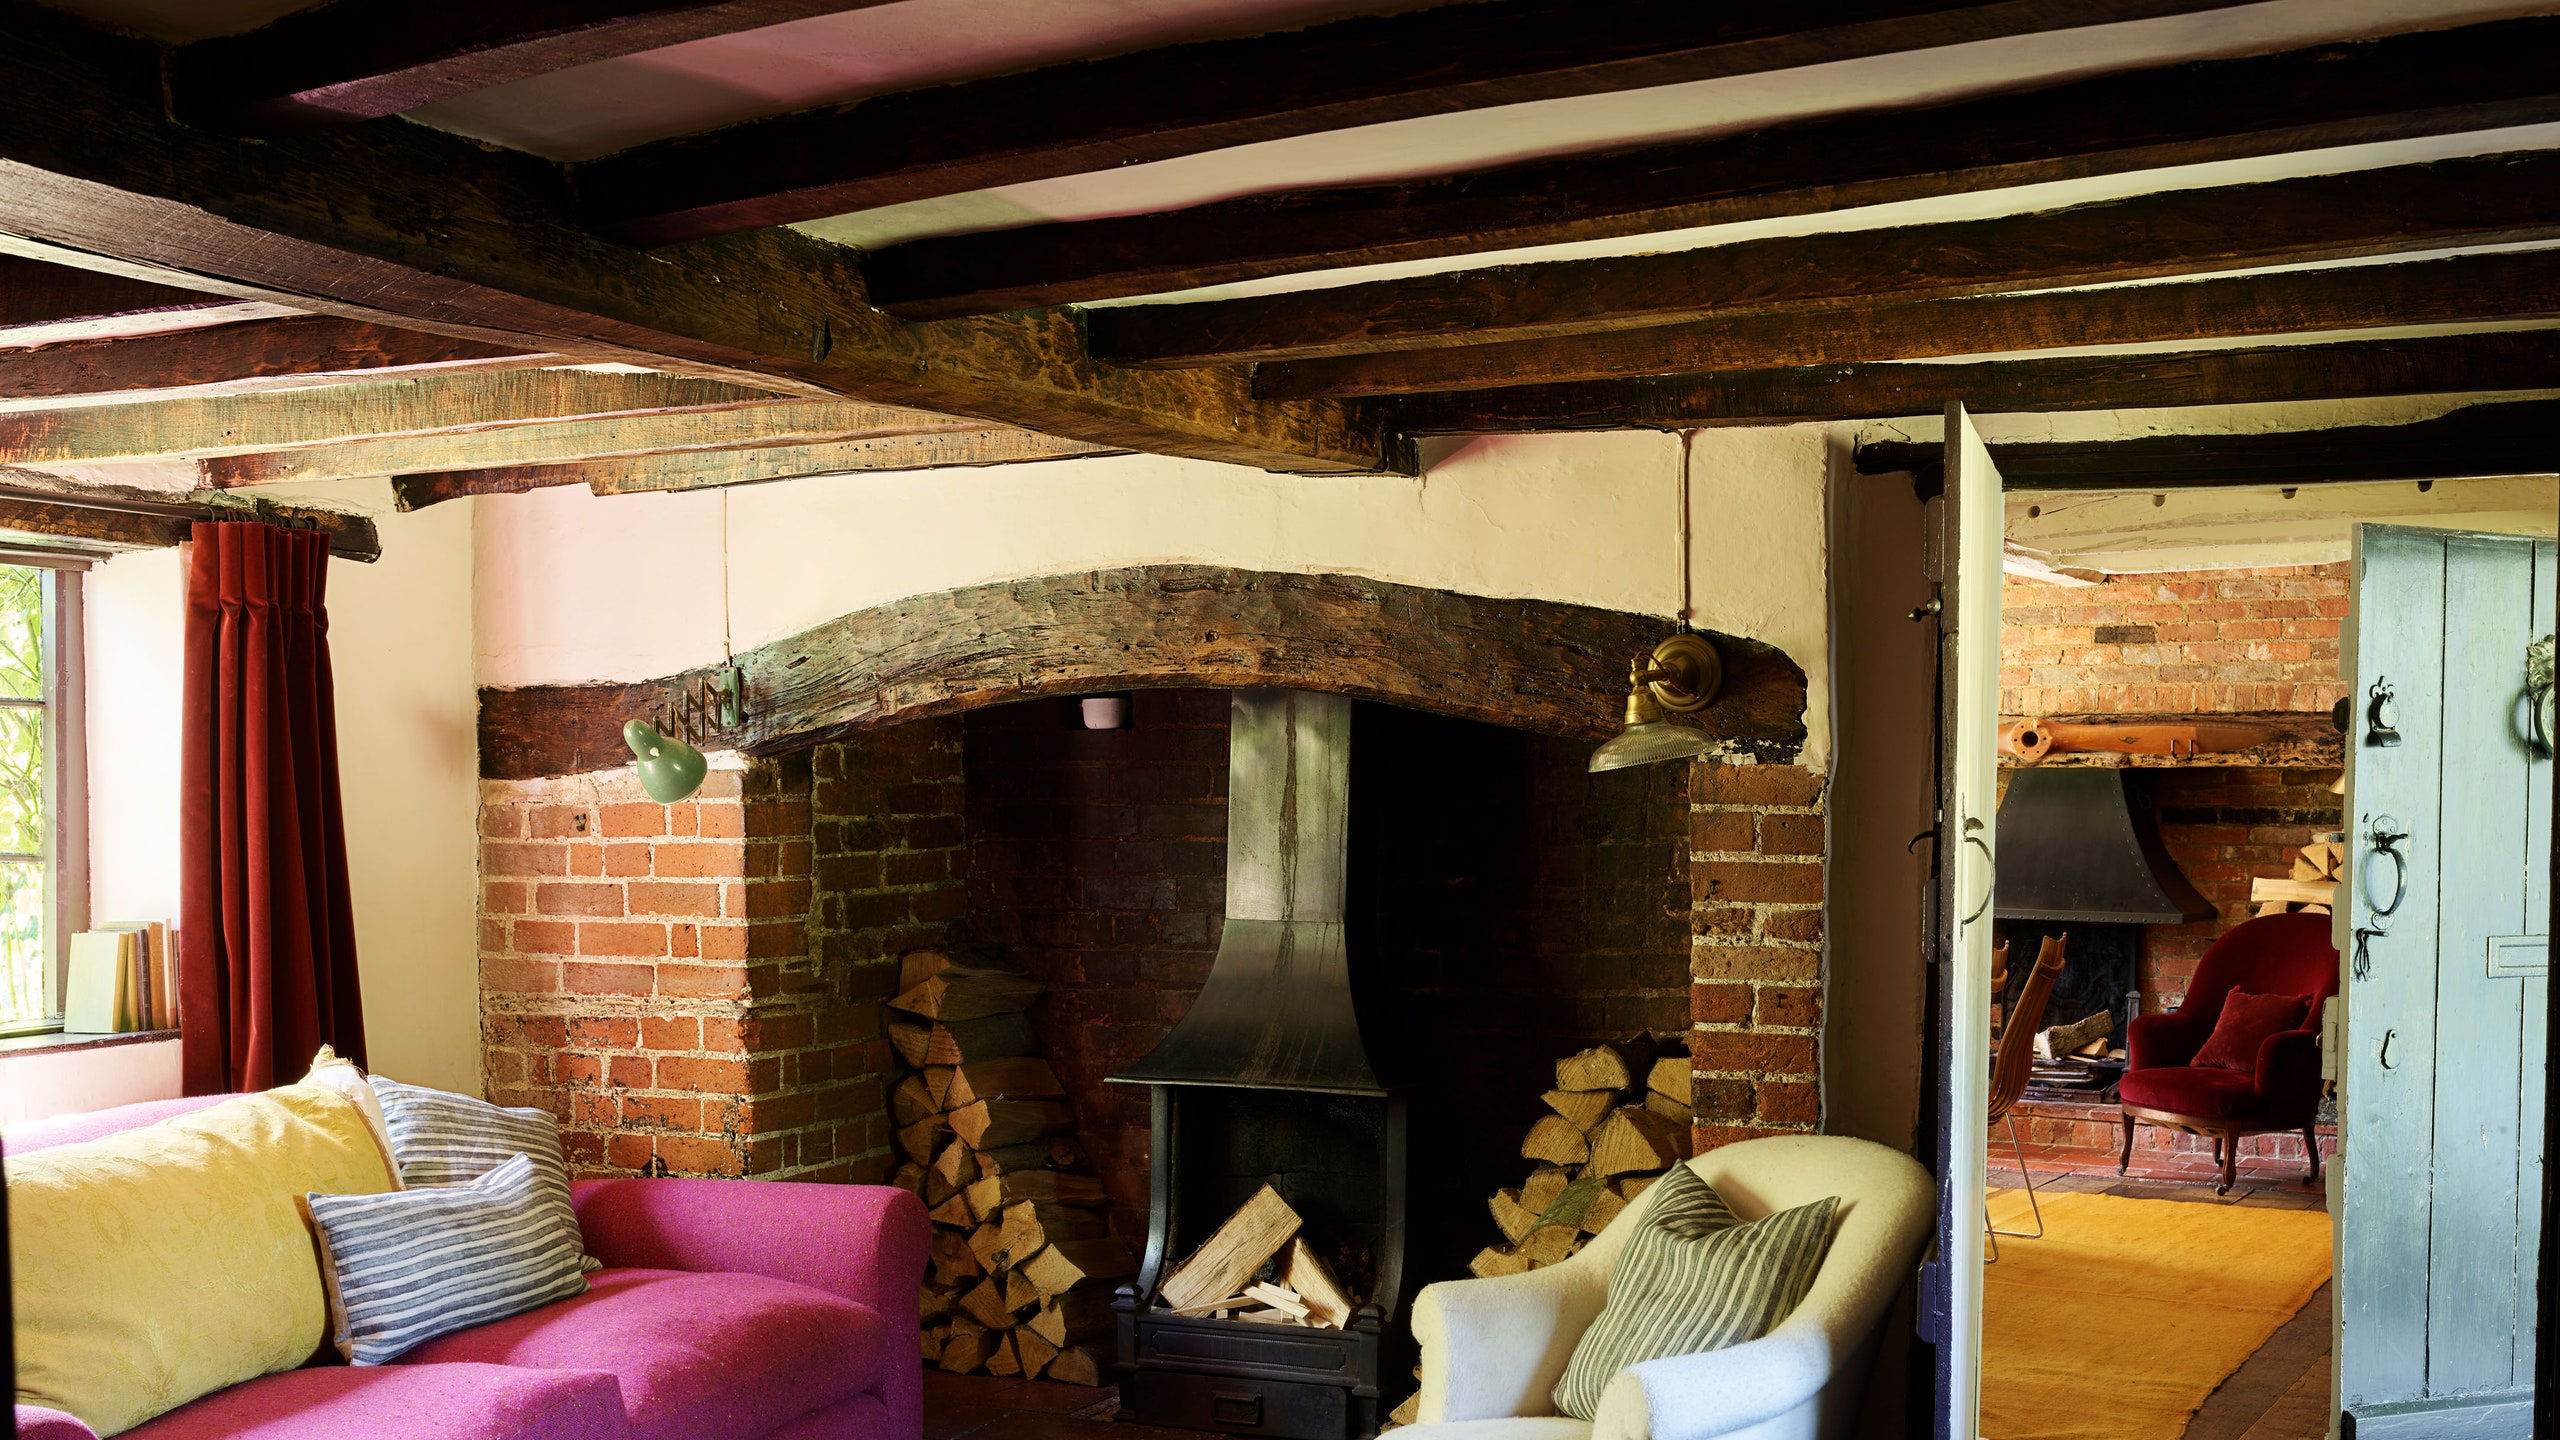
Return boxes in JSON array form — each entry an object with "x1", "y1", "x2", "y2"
[{"x1": 0, "y1": 561, "x2": 85, "y2": 1036}]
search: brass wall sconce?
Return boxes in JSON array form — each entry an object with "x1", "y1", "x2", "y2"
[{"x1": 1589, "y1": 633, "x2": 1723, "y2": 773}]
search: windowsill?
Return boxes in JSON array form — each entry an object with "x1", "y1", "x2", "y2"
[{"x1": 0, "y1": 1028, "x2": 179, "y2": 1058}]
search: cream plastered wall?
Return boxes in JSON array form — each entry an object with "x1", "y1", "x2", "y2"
[{"x1": 473, "y1": 428, "x2": 1838, "y2": 767}]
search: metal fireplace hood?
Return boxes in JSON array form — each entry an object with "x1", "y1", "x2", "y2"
[
  {"x1": 1992, "y1": 767, "x2": 2215, "y2": 926},
  {"x1": 1111, "y1": 690, "x2": 1386, "y2": 1097}
]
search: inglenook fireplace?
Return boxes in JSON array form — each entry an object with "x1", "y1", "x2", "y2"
[{"x1": 1110, "y1": 690, "x2": 1408, "y2": 1440}]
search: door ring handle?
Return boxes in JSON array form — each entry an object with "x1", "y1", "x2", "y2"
[
  {"x1": 1962, "y1": 832, "x2": 1995, "y2": 926},
  {"x1": 2379, "y1": 1027, "x2": 2398, "y2": 1070},
  {"x1": 2363, "y1": 816, "x2": 2409, "y2": 920}
]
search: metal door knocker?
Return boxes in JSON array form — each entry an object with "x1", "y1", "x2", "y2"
[
  {"x1": 2364, "y1": 677, "x2": 2403, "y2": 748},
  {"x1": 2523, "y1": 635, "x2": 2555, "y2": 758},
  {"x1": 2352, "y1": 814, "x2": 2410, "y2": 981}
]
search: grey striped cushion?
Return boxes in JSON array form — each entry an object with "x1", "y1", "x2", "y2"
[
  {"x1": 304, "y1": 1153, "x2": 589, "y2": 1364},
  {"x1": 1551, "y1": 1163, "x2": 1840, "y2": 1419},
  {"x1": 368, "y1": 1076, "x2": 595, "y2": 1270}
]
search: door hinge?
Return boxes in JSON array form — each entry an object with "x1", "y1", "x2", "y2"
[{"x1": 1915, "y1": 1258, "x2": 1949, "y2": 1344}]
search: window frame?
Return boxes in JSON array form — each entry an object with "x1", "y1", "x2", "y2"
[{"x1": 0, "y1": 552, "x2": 90, "y2": 1037}]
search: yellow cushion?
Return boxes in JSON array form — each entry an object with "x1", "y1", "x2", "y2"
[{"x1": 8, "y1": 1083, "x2": 399, "y2": 1436}]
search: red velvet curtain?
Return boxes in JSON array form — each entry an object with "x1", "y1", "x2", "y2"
[{"x1": 180, "y1": 522, "x2": 364, "y2": 1094}]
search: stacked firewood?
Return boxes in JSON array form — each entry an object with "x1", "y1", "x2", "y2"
[
  {"x1": 888, "y1": 945, "x2": 1133, "y2": 1386},
  {"x1": 2249, "y1": 836, "x2": 2346, "y2": 917},
  {"x1": 1467, "y1": 1034, "x2": 1695, "y2": 1279}
]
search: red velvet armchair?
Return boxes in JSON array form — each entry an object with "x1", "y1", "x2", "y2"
[{"x1": 2118, "y1": 911, "x2": 2338, "y2": 1194}]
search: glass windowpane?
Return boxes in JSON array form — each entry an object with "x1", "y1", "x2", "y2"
[
  {"x1": 0, "y1": 858, "x2": 43, "y2": 1024},
  {"x1": 0, "y1": 565, "x2": 40, "y2": 700}
]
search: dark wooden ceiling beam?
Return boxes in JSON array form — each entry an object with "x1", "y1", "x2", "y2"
[
  {"x1": 171, "y1": 2, "x2": 906, "y2": 128},
  {"x1": 1851, "y1": 396, "x2": 2560, "y2": 489},
  {"x1": 392, "y1": 428, "x2": 1117, "y2": 509},
  {"x1": 571, "y1": 0, "x2": 2251, "y2": 245},
  {"x1": 0, "y1": 314, "x2": 556, "y2": 404},
  {"x1": 1394, "y1": 333, "x2": 2560, "y2": 432},
  {"x1": 0, "y1": 3, "x2": 1396, "y2": 475},
  {"x1": 1093, "y1": 150, "x2": 2560, "y2": 366},
  {"x1": 0, "y1": 253, "x2": 262, "y2": 342},
  {"x1": 869, "y1": 16, "x2": 2560, "y2": 320},
  {"x1": 1255, "y1": 249, "x2": 2560, "y2": 398},
  {"x1": 0, "y1": 467, "x2": 380, "y2": 558}
]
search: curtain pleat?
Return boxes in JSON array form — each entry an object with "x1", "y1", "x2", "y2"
[{"x1": 180, "y1": 522, "x2": 363, "y2": 1094}]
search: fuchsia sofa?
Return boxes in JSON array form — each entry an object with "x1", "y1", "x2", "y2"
[{"x1": 9, "y1": 1097, "x2": 929, "y2": 1440}]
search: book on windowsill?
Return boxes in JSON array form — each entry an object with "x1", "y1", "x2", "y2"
[
  {"x1": 97, "y1": 921, "x2": 173, "y2": 1030},
  {"x1": 63, "y1": 929, "x2": 134, "y2": 1034}
]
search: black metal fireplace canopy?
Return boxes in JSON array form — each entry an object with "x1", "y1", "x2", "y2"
[{"x1": 1994, "y1": 767, "x2": 2214, "y2": 926}]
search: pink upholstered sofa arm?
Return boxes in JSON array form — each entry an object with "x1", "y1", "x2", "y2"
[{"x1": 14, "y1": 1406, "x2": 98, "y2": 1439}]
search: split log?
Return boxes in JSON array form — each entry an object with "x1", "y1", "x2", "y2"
[
  {"x1": 960, "y1": 1276, "x2": 1017, "y2": 1331},
  {"x1": 1522, "y1": 1114, "x2": 1590, "y2": 1166},
  {"x1": 1468, "y1": 1245, "x2": 1531, "y2": 1278},
  {"x1": 892, "y1": 1074, "x2": 939, "y2": 1126},
  {"x1": 1022, "y1": 1237, "x2": 1137, "y2": 1297},
  {"x1": 922, "y1": 1065, "x2": 957, "y2": 1109},
  {"x1": 940, "y1": 1319, "x2": 992, "y2": 1374},
  {"x1": 1644, "y1": 1091, "x2": 1694, "y2": 1129},
  {"x1": 931, "y1": 1139, "x2": 980, "y2": 1192},
  {"x1": 889, "y1": 966, "x2": 1045, "y2": 1022},
  {"x1": 1521, "y1": 1165, "x2": 1573, "y2": 1213},
  {"x1": 967, "y1": 1221, "x2": 1009, "y2": 1274},
  {"x1": 1580, "y1": 1184, "x2": 1630, "y2": 1235},
  {"x1": 920, "y1": 1325, "x2": 945, "y2": 1366},
  {"x1": 946, "y1": 1056, "x2": 1065, "y2": 1108},
  {"x1": 897, "y1": 1115, "x2": 952, "y2": 1167},
  {"x1": 1542, "y1": 1088, "x2": 1616, "y2": 1132},
  {"x1": 1047, "y1": 1342, "x2": 1109, "y2": 1386},
  {"x1": 1557, "y1": 1038, "x2": 1655, "y2": 1092},
  {"x1": 1488, "y1": 1188, "x2": 1539, "y2": 1245},
  {"x1": 892, "y1": 1161, "x2": 928, "y2": 1197},
  {"x1": 1014, "y1": 1327, "x2": 1059, "y2": 1380},
  {"x1": 965, "y1": 1167, "x2": 1106, "y2": 1216},
  {"x1": 1587, "y1": 1106, "x2": 1684, "y2": 1177},
  {"x1": 1518, "y1": 1224, "x2": 1581, "y2": 1266},
  {"x1": 985, "y1": 1331, "x2": 1023, "y2": 1377},
  {"x1": 950, "y1": 1097, "x2": 1078, "y2": 1150},
  {"x1": 1621, "y1": 1174, "x2": 1663, "y2": 1202},
  {"x1": 921, "y1": 1282, "x2": 958, "y2": 1320},
  {"x1": 1647, "y1": 1055, "x2": 1692, "y2": 1105},
  {"x1": 927, "y1": 1192, "x2": 976, "y2": 1228},
  {"x1": 901, "y1": 944, "x2": 1026, "y2": 990},
  {"x1": 889, "y1": 1012, "x2": 1038, "y2": 1067},
  {"x1": 1244, "y1": 1282, "x2": 1310, "y2": 1319},
  {"x1": 1389, "y1": 1393, "x2": 1421, "y2": 1426},
  {"x1": 1158, "y1": 1183, "x2": 1302, "y2": 1313},
  {"x1": 1003, "y1": 1201, "x2": 1110, "y2": 1261},
  {"x1": 978, "y1": 1135, "x2": 1087, "y2": 1174},
  {"x1": 2042, "y1": 1010, "x2": 2113, "y2": 1058},
  {"x1": 1028, "y1": 1283, "x2": 1116, "y2": 1346},
  {"x1": 931, "y1": 1229, "x2": 983, "y2": 1283},
  {"x1": 1005, "y1": 1268, "x2": 1043, "y2": 1314},
  {"x1": 1280, "y1": 1238, "x2": 1353, "y2": 1329}
]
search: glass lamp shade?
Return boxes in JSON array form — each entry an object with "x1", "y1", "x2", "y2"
[
  {"x1": 624, "y1": 720, "x2": 709, "y2": 803},
  {"x1": 1588, "y1": 719, "x2": 1714, "y2": 773}
]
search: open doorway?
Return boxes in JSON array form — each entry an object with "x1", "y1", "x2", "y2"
[{"x1": 1968, "y1": 474, "x2": 2555, "y2": 1440}]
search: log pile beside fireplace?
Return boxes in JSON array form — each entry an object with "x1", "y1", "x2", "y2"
[{"x1": 1470, "y1": 1035, "x2": 1694, "y2": 1278}]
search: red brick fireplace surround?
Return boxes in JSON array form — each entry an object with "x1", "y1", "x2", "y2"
[{"x1": 473, "y1": 569, "x2": 1822, "y2": 1298}]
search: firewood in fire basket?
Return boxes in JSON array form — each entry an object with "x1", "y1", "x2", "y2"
[
  {"x1": 1280, "y1": 1237, "x2": 1354, "y2": 1329},
  {"x1": 1522, "y1": 1114, "x2": 1590, "y2": 1166},
  {"x1": 1157, "y1": 1183, "x2": 1304, "y2": 1314}
]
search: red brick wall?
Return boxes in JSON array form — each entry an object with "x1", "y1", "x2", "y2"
[
  {"x1": 479, "y1": 724, "x2": 967, "y2": 1182},
  {"x1": 1687, "y1": 764, "x2": 1827, "y2": 1146},
  {"x1": 2001, "y1": 563, "x2": 2349, "y2": 716}
]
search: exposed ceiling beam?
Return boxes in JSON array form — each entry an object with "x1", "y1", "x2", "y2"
[
  {"x1": 0, "y1": 466, "x2": 380, "y2": 558},
  {"x1": 200, "y1": 401, "x2": 990, "y2": 486},
  {"x1": 1254, "y1": 249, "x2": 2560, "y2": 398},
  {"x1": 570, "y1": 0, "x2": 2252, "y2": 245},
  {"x1": 0, "y1": 254, "x2": 293, "y2": 345},
  {"x1": 1394, "y1": 333, "x2": 2560, "y2": 432},
  {"x1": 392, "y1": 428, "x2": 1118, "y2": 509},
  {"x1": 869, "y1": 16, "x2": 2560, "y2": 320},
  {"x1": 1093, "y1": 151, "x2": 2560, "y2": 367},
  {"x1": 1851, "y1": 396, "x2": 2560, "y2": 489},
  {"x1": 171, "y1": 2, "x2": 906, "y2": 129},
  {"x1": 0, "y1": 369, "x2": 809, "y2": 462},
  {"x1": 0, "y1": 314, "x2": 558, "y2": 406},
  {"x1": 0, "y1": 3, "x2": 1396, "y2": 474}
]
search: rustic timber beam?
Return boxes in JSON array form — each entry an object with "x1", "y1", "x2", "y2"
[
  {"x1": 1851, "y1": 396, "x2": 2560, "y2": 489},
  {"x1": 201, "y1": 401, "x2": 996, "y2": 486},
  {"x1": 394, "y1": 428, "x2": 1120, "y2": 509},
  {"x1": 867, "y1": 16, "x2": 2560, "y2": 319},
  {"x1": 570, "y1": 0, "x2": 2248, "y2": 245},
  {"x1": 0, "y1": 314, "x2": 556, "y2": 406},
  {"x1": 170, "y1": 2, "x2": 904, "y2": 128},
  {"x1": 477, "y1": 565, "x2": 1811, "y2": 777},
  {"x1": 1392, "y1": 333, "x2": 2560, "y2": 432},
  {"x1": 0, "y1": 254, "x2": 295, "y2": 345},
  {"x1": 1091, "y1": 150, "x2": 2560, "y2": 366},
  {"x1": 0, "y1": 467, "x2": 380, "y2": 559},
  {"x1": 0, "y1": 3, "x2": 1397, "y2": 474},
  {"x1": 0, "y1": 370, "x2": 802, "y2": 463},
  {"x1": 1255, "y1": 249, "x2": 2560, "y2": 399}
]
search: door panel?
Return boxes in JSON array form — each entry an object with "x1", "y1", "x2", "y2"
[{"x1": 1931, "y1": 404, "x2": 2003, "y2": 1440}]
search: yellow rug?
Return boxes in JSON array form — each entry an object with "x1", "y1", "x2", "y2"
[{"x1": 1981, "y1": 1189, "x2": 2332, "y2": 1440}]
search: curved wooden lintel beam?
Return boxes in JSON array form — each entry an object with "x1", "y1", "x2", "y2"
[{"x1": 476, "y1": 565, "x2": 1810, "y2": 779}]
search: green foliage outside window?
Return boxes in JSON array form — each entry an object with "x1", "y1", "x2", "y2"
[{"x1": 0, "y1": 566, "x2": 46, "y2": 1026}]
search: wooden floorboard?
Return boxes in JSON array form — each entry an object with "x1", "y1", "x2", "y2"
[{"x1": 2186, "y1": 1282, "x2": 2334, "y2": 1440}]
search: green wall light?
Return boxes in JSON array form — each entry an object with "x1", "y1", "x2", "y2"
[{"x1": 624, "y1": 719, "x2": 709, "y2": 803}]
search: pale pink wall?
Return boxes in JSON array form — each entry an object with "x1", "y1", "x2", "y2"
[{"x1": 0, "y1": 1039, "x2": 181, "y2": 1126}]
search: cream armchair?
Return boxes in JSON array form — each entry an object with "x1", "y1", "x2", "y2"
[{"x1": 1399, "y1": 1135, "x2": 1934, "y2": 1440}]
